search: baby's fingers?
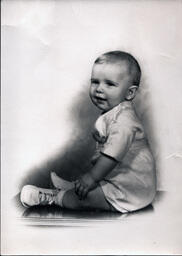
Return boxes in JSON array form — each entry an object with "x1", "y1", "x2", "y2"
[
  {"x1": 74, "y1": 179, "x2": 88, "y2": 199},
  {"x1": 80, "y1": 187, "x2": 89, "y2": 200},
  {"x1": 74, "y1": 180, "x2": 81, "y2": 195},
  {"x1": 77, "y1": 185, "x2": 86, "y2": 199},
  {"x1": 74, "y1": 180, "x2": 85, "y2": 198}
]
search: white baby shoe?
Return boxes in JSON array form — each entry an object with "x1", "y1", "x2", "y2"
[{"x1": 20, "y1": 185, "x2": 59, "y2": 208}]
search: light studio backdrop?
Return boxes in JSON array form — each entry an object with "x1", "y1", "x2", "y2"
[{"x1": 1, "y1": 0, "x2": 182, "y2": 254}]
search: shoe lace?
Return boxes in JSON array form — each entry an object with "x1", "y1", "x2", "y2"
[{"x1": 39, "y1": 190, "x2": 58, "y2": 205}]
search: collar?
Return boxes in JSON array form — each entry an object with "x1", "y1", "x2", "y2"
[
  {"x1": 118, "y1": 100, "x2": 133, "y2": 109},
  {"x1": 101, "y1": 100, "x2": 133, "y2": 115}
]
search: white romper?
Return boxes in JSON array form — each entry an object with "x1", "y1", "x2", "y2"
[{"x1": 92, "y1": 101, "x2": 156, "y2": 213}]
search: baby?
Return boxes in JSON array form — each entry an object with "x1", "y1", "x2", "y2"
[{"x1": 21, "y1": 51, "x2": 156, "y2": 213}]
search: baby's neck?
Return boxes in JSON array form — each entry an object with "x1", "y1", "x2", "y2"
[{"x1": 101, "y1": 100, "x2": 132, "y2": 115}]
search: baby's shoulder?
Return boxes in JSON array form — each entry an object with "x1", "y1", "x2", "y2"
[
  {"x1": 111, "y1": 104, "x2": 144, "y2": 133},
  {"x1": 95, "y1": 102, "x2": 143, "y2": 130},
  {"x1": 110, "y1": 103, "x2": 137, "y2": 124}
]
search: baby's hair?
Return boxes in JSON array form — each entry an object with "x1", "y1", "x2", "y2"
[{"x1": 94, "y1": 51, "x2": 141, "y2": 86}]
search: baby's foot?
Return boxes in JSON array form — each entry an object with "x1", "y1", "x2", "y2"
[
  {"x1": 51, "y1": 172, "x2": 74, "y2": 190},
  {"x1": 20, "y1": 185, "x2": 59, "y2": 208}
]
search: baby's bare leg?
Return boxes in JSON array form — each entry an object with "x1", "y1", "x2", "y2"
[
  {"x1": 51, "y1": 172, "x2": 74, "y2": 190},
  {"x1": 57, "y1": 186, "x2": 116, "y2": 211}
]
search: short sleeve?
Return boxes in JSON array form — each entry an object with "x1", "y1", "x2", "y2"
[{"x1": 101, "y1": 114, "x2": 135, "y2": 162}]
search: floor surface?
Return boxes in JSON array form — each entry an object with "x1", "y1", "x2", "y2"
[
  {"x1": 15, "y1": 191, "x2": 162, "y2": 227},
  {"x1": 3, "y1": 190, "x2": 182, "y2": 255}
]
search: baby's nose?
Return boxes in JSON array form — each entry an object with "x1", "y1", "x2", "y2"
[{"x1": 96, "y1": 83, "x2": 104, "y2": 93}]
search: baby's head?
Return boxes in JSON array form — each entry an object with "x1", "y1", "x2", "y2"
[{"x1": 90, "y1": 51, "x2": 141, "y2": 112}]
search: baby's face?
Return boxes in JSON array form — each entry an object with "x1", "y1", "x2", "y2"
[{"x1": 90, "y1": 62, "x2": 132, "y2": 112}]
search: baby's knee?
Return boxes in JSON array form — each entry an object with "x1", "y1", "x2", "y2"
[
  {"x1": 62, "y1": 189, "x2": 84, "y2": 210},
  {"x1": 130, "y1": 191, "x2": 156, "y2": 212}
]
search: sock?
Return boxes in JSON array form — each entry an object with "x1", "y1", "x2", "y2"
[
  {"x1": 55, "y1": 189, "x2": 67, "y2": 207},
  {"x1": 51, "y1": 172, "x2": 74, "y2": 190}
]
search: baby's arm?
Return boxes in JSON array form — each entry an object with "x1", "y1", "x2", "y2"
[{"x1": 75, "y1": 154, "x2": 117, "y2": 199}]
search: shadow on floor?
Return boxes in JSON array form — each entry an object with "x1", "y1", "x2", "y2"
[
  {"x1": 14, "y1": 192, "x2": 167, "y2": 227},
  {"x1": 14, "y1": 192, "x2": 155, "y2": 221},
  {"x1": 21, "y1": 203, "x2": 154, "y2": 222}
]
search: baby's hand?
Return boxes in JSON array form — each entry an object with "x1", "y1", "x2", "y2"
[
  {"x1": 74, "y1": 180, "x2": 88, "y2": 200},
  {"x1": 92, "y1": 130, "x2": 107, "y2": 144},
  {"x1": 74, "y1": 173, "x2": 97, "y2": 200}
]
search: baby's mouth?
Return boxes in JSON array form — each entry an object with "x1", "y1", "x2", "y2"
[{"x1": 95, "y1": 96, "x2": 107, "y2": 101}]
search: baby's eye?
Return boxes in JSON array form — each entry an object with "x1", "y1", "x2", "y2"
[
  {"x1": 106, "y1": 81, "x2": 116, "y2": 87},
  {"x1": 91, "y1": 79, "x2": 99, "y2": 85}
]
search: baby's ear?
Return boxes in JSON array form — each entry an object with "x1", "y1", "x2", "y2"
[{"x1": 125, "y1": 85, "x2": 138, "y2": 101}]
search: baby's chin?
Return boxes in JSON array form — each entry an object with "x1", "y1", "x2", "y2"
[
  {"x1": 93, "y1": 101, "x2": 109, "y2": 112},
  {"x1": 95, "y1": 103, "x2": 113, "y2": 113},
  {"x1": 90, "y1": 97, "x2": 117, "y2": 112}
]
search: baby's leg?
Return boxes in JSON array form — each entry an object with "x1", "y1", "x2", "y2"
[
  {"x1": 51, "y1": 173, "x2": 115, "y2": 211},
  {"x1": 57, "y1": 186, "x2": 116, "y2": 212},
  {"x1": 51, "y1": 172, "x2": 74, "y2": 190},
  {"x1": 20, "y1": 184, "x2": 116, "y2": 211}
]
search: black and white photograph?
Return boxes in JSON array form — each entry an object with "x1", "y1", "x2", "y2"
[{"x1": 1, "y1": 0, "x2": 182, "y2": 254}]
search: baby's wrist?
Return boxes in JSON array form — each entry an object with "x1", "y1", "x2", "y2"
[{"x1": 89, "y1": 172, "x2": 100, "y2": 183}]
